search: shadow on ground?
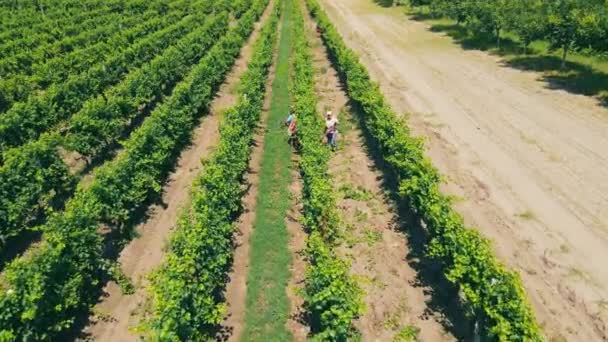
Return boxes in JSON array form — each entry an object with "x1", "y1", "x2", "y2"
[
  {"x1": 506, "y1": 55, "x2": 608, "y2": 105},
  {"x1": 347, "y1": 98, "x2": 474, "y2": 341},
  {"x1": 372, "y1": 0, "x2": 396, "y2": 8},
  {"x1": 411, "y1": 18, "x2": 608, "y2": 107}
]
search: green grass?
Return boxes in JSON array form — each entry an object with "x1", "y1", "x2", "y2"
[
  {"x1": 394, "y1": 325, "x2": 420, "y2": 341},
  {"x1": 403, "y1": 5, "x2": 608, "y2": 105},
  {"x1": 241, "y1": 0, "x2": 295, "y2": 340}
]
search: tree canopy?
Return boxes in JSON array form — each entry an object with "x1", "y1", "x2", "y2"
[{"x1": 408, "y1": 0, "x2": 608, "y2": 66}]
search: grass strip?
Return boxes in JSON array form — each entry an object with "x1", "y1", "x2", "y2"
[{"x1": 241, "y1": 0, "x2": 294, "y2": 340}]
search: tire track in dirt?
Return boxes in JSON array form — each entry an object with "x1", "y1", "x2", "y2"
[
  {"x1": 317, "y1": 0, "x2": 608, "y2": 340},
  {"x1": 302, "y1": 6, "x2": 454, "y2": 340},
  {"x1": 81, "y1": 5, "x2": 276, "y2": 340}
]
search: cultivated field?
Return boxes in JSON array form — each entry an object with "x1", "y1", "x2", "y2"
[{"x1": 1, "y1": 0, "x2": 605, "y2": 340}]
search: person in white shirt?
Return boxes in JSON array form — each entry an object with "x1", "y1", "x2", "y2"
[{"x1": 324, "y1": 111, "x2": 338, "y2": 150}]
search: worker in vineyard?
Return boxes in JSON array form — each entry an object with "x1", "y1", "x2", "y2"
[
  {"x1": 325, "y1": 111, "x2": 338, "y2": 150},
  {"x1": 286, "y1": 110, "x2": 295, "y2": 127},
  {"x1": 286, "y1": 111, "x2": 298, "y2": 147}
]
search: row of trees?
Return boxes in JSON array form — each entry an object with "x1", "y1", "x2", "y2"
[{"x1": 408, "y1": 0, "x2": 608, "y2": 67}]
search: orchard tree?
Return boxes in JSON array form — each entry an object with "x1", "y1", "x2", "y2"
[
  {"x1": 432, "y1": 0, "x2": 470, "y2": 24},
  {"x1": 544, "y1": 0, "x2": 603, "y2": 68},
  {"x1": 572, "y1": 1, "x2": 607, "y2": 53},
  {"x1": 507, "y1": 0, "x2": 546, "y2": 54},
  {"x1": 465, "y1": 0, "x2": 515, "y2": 48}
]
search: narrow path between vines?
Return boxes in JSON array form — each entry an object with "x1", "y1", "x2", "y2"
[
  {"x1": 81, "y1": 4, "x2": 276, "y2": 340},
  {"x1": 240, "y1": 1, "x2": 295, "y2": 340},
  {"x1": 301, "y1": 5, "x2": 456, "y2": 341}
]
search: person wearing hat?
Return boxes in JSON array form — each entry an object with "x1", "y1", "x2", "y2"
[{"x1": 325, "y1": 111, "x2": 338, "y2": 150}]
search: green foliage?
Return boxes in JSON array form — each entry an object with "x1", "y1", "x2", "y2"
[
  {"x1": 145, "y1": 1, "x2": 277, "y2": 339},
  {"x1": 0, "y1": 135, "x2": 74, "y2": 248},
  {"x1": 544, "y1": 0, "x2": 606, "y2": 66},
  {"x1": 394, "y1": 325, "x2": 420, "y2": 341},
  {"x1": 0, "y1": 4, "x2": 151, "y2": 78},
  {"x1": 306, "y1": 0, "x2": 542, "y2": 339},
  {"x1": 290, "y1": 4, "x2": 363, "y2": 340},
  {"x1": 411, "y1": 0, "x2": 608, "y2": 64},
  {"x1": 64, "y1": 11, "x2": 229, "y2": 157},
  {"x1": 0, "y1": 0, "x2": 219, "y2": 154},
  {"x1": 0, "y1": 0, "x2": 227, "y2": 257},
  {"x1": 103, "y1": 260, "x2": 135, "y2": 295},
  {"x1": 507, "y1": 0, "x2": 545, "y2": 53},
  {"x1": 0, "y1": 2, "x2": 266, "y2": 339},
  {"x1": 304, "y1": 234, "x2": 364, "y2": 341}
]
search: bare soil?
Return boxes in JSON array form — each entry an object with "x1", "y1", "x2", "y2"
[
  {"x1": 317, "y1": 0, "x2": 608, "y2": 340},
  {"x1": 81, "y1": 5, "x2": 275, "y2": 340},
  {"x1": 302, "y1": 7, "x2": 454, "y2": 341}
]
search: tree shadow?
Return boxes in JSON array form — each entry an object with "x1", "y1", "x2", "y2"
[
  {"x1": 0, "y1": 175, "x2": 75, "y2": 272},
  {"x1": 372, "y1": 0, "x2": 395, "y2": 8},
  {"x1": 428, "y1": 23, "x2": 522, "y2": 56},
  {"x1": 506, "y1": 55, "x2": 608, "y2": 106},
  {"x1": 410, "y1": 19, "x2": 608, "y2": 107},
  {"x1": 0, "y1": 229, "x2": 42, "y2": 272},
  {"x1": 346, "y1": 99, "x2": 474, "y2": 340},
  {"x1": 408, "y1": 11, "x2": 438, "y2": 21}
]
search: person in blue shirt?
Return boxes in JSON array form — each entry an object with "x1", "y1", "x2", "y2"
[{"x1": 286, "y1": 110, "x2": 298, "y2": 148}]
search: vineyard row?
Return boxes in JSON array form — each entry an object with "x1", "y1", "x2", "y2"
[
  {"x1": 0, "y1": 0, "x2": 187, "y2": 113},
  {"x1": 306, "y1": 0, "x2": 542, "y2": 339},
  {"x1": 145, "y1": 2, "x2": 278, "y2": 338},
  {"x1": 0, "y1": 0, "x2": 266, "y2": 339},
  {"x1": 0, "y1": 0, "x2": 228, "y2": 252},
  {"x1": 290, "y1": 2, "x2": 364, "y2": 339}
]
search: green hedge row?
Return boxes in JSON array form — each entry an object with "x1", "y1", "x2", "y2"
[
  {"x1": 305, "y1": 0, "x2": 541, "y2": 340},
  {"x1": 0, "y1": 4, "x2": 146, "y2": 78},
  {"x1": 0, "y1": 0, "x2": 218, "y2": 154},
  {"x1": 0, "y1": 5, "x2": 227, "y2": 253},
  {"x1": 0, "y1": 2, "x2": 267, "y2": 339},
  {"x1": 145, "y1": 3, "x2": 279, "y2": 339},
  {"x1": 0, "y1": 0, "x2": 127, "y2": 59},
  {"x1": 290, "y1": 3, "x2": 364, "y2": 340}
]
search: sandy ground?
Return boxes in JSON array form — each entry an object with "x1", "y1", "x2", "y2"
[
  {"x1": 303, "y1": 8, "x2": 454, "y2": 340},
  {"x1": 81, "y1": 5, "x2": 274, "y2": 340},
  {"x1": 317, "y1": 0, "x2": 608, "y2": 340}
]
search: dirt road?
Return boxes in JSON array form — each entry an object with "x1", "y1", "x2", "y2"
[{"x1": 318, "y1": 0, "x2": 608, "y2": 340}]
